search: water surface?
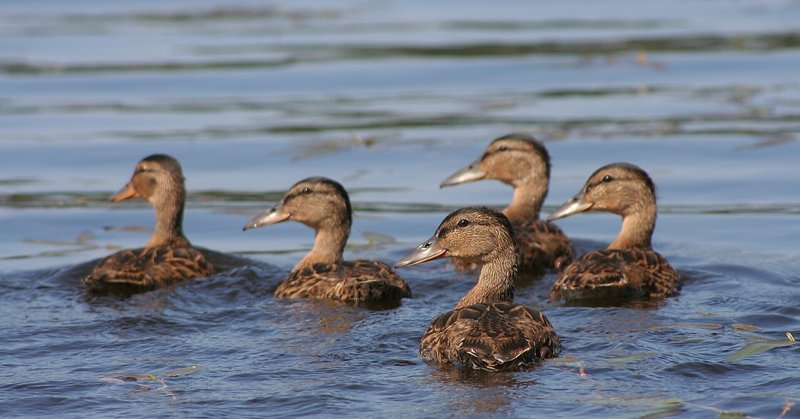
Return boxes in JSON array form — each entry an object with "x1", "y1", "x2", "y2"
[{"x1": 1, "y1": 0, "x2": 800, "y2": 417}]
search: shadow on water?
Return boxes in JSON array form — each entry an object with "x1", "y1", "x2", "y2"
[
  {"x1": 429, "y1": 362, "x2": 540, "y2": 387},
  {"x1": 420, "y1": 368, "x2": 525, "y2": 416}
]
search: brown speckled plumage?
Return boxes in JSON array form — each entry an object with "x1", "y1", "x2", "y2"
[
  {"x1": 85, "y1": 246, "x2": 214, "y2": 294},
  {"x1": 274, "y1": 260, "x2": 411, "y2": 304},
  {"x1": 553, "y1": 248, "x2": 679, "y2": 300},
  {"x1": 84, "y1": 154, "x2": 214, "y2": 294},
  {"x1": 396, "y1": 207, "x2": 561, "y2": 371},
  {"x1": 512, "y1": 218, "x2": 574, "y2": 274},
  {"x1": 420, "y1": 301, "x2": 560, "y2": 371},
  {"x1": 440, "y1": 133, "x2": 573, "y2": 274},
  {"x1": 549, "y1": 163, "x2": 681, "y2": 301},
  {"x1": 244, "y1": 177, "x2": 411, "y2": 306}
]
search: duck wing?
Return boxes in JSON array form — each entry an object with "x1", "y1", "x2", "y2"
[
  {"x1": 275, "y1": 260, "x2": 411, "y2": 305},
  {"x1": 553, "y1": 248, "x2": 680, "y2": 300},
  {"x1": 420, "y1": 302, "x2": 561, "y2": 371},
  {"x1": 512, "y1": 218, "x2": 575, "y2": 273},
  {"x1": 84, "y1": 247, "x2": 214, "y2": 294}
]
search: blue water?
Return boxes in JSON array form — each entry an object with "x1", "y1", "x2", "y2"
[{"x1": 1, "y1": 0, "x2": 800, "y2": 417}]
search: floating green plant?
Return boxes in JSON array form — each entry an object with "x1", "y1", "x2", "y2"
[
  {"x1": 100, "y1": 365, "x2": 202, "y2": 400},
  {"x1": 726, "y1": 332, "x2": 797, "y2": 362}
]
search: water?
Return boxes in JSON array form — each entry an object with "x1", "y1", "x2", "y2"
[{"x1": 1, "y1": 0, "x2": 800, "y2": 417}]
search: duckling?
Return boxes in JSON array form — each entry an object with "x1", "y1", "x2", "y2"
[
  {"x1": 548, "y1": 163, "x2": 680, "y2": 301},
  {"x1": 440, "y1": 133, "x2": 573, "y2": 274},
  {"x1": 395, "y1": 207, "x2": 561, "y2": 371},
  {"x1": 243, "y1": 177, "x2": 411, "y2": 306},
  {"x1": 84, "y1": 154, "x2": 215, "y2": 294}
]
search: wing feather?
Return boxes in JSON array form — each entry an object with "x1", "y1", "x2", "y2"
[
  {"x1": 274, "y1": 260, "x2": 411, "y2": 306},
  {"x1": 553, "y1": 248, "x2": 680, "y2": 300},
  {"x1": 420, "y1": 303, "x2": 561, "y2": 371},
  {"x1": 84, "y1": 247, "x2": 214, "y2": 294}
]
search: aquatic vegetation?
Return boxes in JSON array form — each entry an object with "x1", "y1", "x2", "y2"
[
  {"x1": 726, "y1": 332, "x2": 798, "y2": 363},
  {"x1": 101, "y1": 365, "x2": 202, "y2": 400}
]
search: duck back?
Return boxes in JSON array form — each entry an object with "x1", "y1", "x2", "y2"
[
  {"x1": 420, "y1": 302, "x2": 561, "y2": 371},
  {"x1": 84, "y1": 246, "x2": 214, "y2": 294},
  {"x1": 275, "y1": 260, "x2": 411, "y2": 306},
  {"x1": 552, "y1": 248, "x2": 680, "y2": 300},
  {"x1": 512, "y1": 218, "x2": 574, "y2": 273}
]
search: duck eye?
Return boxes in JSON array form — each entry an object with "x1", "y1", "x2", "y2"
[
  {"x1": 457, "y1": 219, "x2": 470, "y2": 227},
  {"x1": 498, "y1": 145, "x2": 508, "y2": 151},
  {"x1": 301, "y1": 187, "x2": 311, "y2": 194},
  {"x1": 602, "y1": 175, "x2": 613, "y2": 183}
]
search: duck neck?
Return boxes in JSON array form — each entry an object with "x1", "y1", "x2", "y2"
[
  {"x1": 146, "y1": 191, "x2": 189, "y2": 248},
  {"x1": 455, "y1": 248, "x2": 517, "y2": 309},
  {"x1": 503, "y1": 178, "x2": 547, "y2": 221},
  {"x1": 294, "y1": 223, "x2": 349, "y2": 271},
  {"x1": 608, "y1": 206, "x2": 656, "y2": 250}
]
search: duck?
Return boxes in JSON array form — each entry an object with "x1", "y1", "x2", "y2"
[
  {"x1": 243, "y1": 177, "x2": 411, "y2": 306},
  {"x1": 84, "y1": 154, "x2": 215, "y2": 294},
  {"x1": 440, "y1": 133, "x2": 574, "y2": 274},
  {"x1": 548, "y1": 163, "x2": 680, "y2": 301},
  {"x1": 395, "y1": 206, "x2": 561, "y2": 371}
]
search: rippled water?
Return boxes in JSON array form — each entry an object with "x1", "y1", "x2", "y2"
[{"x1": 2, "y1": 0, "x2": 800, "y2": 417}]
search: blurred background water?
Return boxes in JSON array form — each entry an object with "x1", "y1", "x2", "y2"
[{"x1": 1, "y1": 0, "x2": 799, "y2": 417}]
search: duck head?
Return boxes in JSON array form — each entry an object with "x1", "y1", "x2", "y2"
[
  {"x1": 440, "y1": 133, "x2": 550, "y2": 189},
  {"x1": 395, "y1": 206, "x2": 516, "y2": 268},
  {"x1": 111, "y1": 154, "x2": 186, "y2": 206},
  {"x1": 243, "y1": 176, "x2": 352, "y2": 232},
  {"x1": 548, "y1": 162, "x2": 656, "y2": 221}
]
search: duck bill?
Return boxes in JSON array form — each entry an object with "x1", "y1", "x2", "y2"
[
  {"x1": 440, "y1": 159, "x2": 486, "y2": 188},
  {"x1": 547, "y1": 192, "x2": 593, "y2": 221},
  {"x1": 109, "y1": 182, "x2": 139, "y2": 202},
  {"x1": 395, "y1": 235, "x2": 447, "y2": 268},
  {"x1": 242, "y1": 205, "x2": 290, "y2": 231}
]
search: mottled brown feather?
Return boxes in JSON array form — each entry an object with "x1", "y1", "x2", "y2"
[
  {"x1": 512, "y1": 218, "x2": 574, "y2": 273},
  {"x1": 274, "y1": 260, "x2": 411, "y2": 305},
  {"x1": 84, "y1": 246, "x2": 214, "y2": 294},
  {"x1": 420, "y1": 302, "x2": 561, "y2": 371},
  {"x1": 552, "y1": 248, "x2": 679, "y2": 300}
]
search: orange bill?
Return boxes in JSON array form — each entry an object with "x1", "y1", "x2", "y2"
[{"x1": 110, "y1": 182, "x2": 139, "y2": 202}]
